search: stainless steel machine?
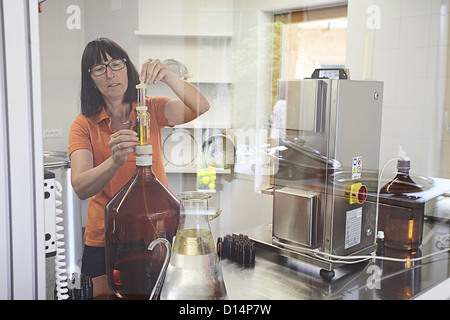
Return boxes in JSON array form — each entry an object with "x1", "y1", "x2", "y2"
[{"x1": 267, "y1": 70, "x2": 384, "y2": 280}]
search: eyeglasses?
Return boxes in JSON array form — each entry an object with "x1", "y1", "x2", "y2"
[{"x1": 88, "y1": 58, "x2": 127, "y2": 77}]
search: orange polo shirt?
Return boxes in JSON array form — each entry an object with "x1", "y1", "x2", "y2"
[{"x1": 68, "y1": 96, "x2": 171, "y2": 247}]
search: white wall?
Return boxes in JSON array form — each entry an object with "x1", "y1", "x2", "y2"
[
  {"x1": 39, "y1": 0, "x2": 85, "y2": 152},
  {"x1": 39, "y1": 0, "x2": 139, "y2": 153},
  {"x1": 346, "y1": 0, "x2": 450, "y2": 177},
  {"x1": 84, "y1": 0, "x2": 139, "y2": 63}
]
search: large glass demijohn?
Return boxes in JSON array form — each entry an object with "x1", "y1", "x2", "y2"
[{"x1": 104, "y1": 145, "x2": 180, "y2": 299}]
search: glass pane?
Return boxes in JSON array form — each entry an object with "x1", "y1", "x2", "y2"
[
  {"x1": 282, "y1": 18, "x2": 348, "y2": 80},
  {"x1": 38, "y1": 2, "x2": 450, "y2": 281}
]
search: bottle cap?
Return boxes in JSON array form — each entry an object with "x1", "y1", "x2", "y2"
[
  {"x1": 136, "y1": 106, "x2": 148, "y2": 112},
  {"x1": 136, "y1": 81, "x2": 147, "y2": 89},
  {"x1": 397, "y1": 159, "x2": 411, "y2": 170},
  {"x1": 135, "y1": 145, "x2": 152, "y2": 155},
  {"x1": 136, "y1": 155, "x2": 152, "y2": 166}
]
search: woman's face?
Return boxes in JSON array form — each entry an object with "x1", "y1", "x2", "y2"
[{"x1": 90, "y1": 53, "x2": 128, "y2": 102}]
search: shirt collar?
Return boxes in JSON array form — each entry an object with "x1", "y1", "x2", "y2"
[
  {"x1": 95, "y1": 102, "x2": 138, "y2": 124},
  {"x1": 96, "y1": 107, "x2": 109, "y2": 124}
]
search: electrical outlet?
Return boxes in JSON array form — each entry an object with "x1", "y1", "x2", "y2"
[{"x1": 43, "y1": 129, "x2": 63, "y2": 139}]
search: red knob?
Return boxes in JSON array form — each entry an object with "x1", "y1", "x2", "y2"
[{"x1": 358, "y1": 185, "x2": 367, "y2": 204}]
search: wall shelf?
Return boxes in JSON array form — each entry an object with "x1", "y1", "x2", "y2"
[
  {"x1": 165, "y1": 165, "x2": 231, "y2": 175},
  {"x1": 135, "y1": 30, "x2": 232, "y2": 39},
  {"x1": 189, "y1": 79, "x2": 232, "y2": 84}
]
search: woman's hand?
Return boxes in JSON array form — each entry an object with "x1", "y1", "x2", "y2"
[
  {"x1": 71, "y1": 130, "x2": 138, "y2": 200},
  {"x1": 109, "y1": 130, "x2": 139, "y2": 167},
  {"x1": 140, "y1": 57, "x2": 210, "y2": 127},
  {"x1": 140, "y1": 58, "x2": 174, "y2": 85}
]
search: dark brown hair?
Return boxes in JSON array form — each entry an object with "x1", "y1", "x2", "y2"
[{"x1": 80, "y1": 37, "x2": 140, "y2": 117}]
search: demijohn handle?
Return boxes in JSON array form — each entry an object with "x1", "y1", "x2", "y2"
[{"x1": 147, "y1": 238, "x2": 172, "y2": 300}]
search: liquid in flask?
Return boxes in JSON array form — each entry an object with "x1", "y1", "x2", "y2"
[{"x1": 160, "y1": 191, "x2": 228, "y2": 300}]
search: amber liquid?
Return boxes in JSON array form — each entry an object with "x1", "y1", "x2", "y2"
[
  {"x1": 378, "y1": 168, "x2": 423, "y2": 250},
  {"x1": 377, "y1": 202, "x2": 423, "y2": 250},
  {"x1": 381, "y1": 247, "x2": 421, "y2": 299},
  {"x1": 379, "y1": 173, "x2": 423, "y2": 194},
  {"x1": 140, "y1": 123, "x2": 150, "y2": 146},
  {"x1": 105, "y1": 166, "x2": 180, "y2": 299},
  {"x1": 108, "y1": 246, "x2": 163, "y2": 299},
  {"x1": 134, "y1": 111, "x2": 150, "y2": 146}
]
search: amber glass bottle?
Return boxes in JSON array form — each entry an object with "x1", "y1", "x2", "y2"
[
  {"x1": 378, "y1": 159, "x2": 424, "y2": 250},
  {"x1": 104, "y1": 145, "x2": 180, "y2": 299},
  {"x1": 380, "y1": 160, "x2": 423, "y2": 194}
]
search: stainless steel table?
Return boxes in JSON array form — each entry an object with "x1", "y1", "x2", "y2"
[
  {"x1": 222, "y1": 219, "x2": 450, "y2": 300},
  {"x1": 92, "y1": 219, "x2": 450, "y2": 300}
]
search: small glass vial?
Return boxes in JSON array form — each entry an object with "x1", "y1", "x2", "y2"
[
  {"x1": 134, "y1": 106, "x2": 150, "y2": 146},
  {"x1": 135, "y1": 81, "x2": 150, "y2": 146}
]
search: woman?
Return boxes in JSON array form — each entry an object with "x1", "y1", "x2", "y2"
[{"x1": 69, "y1": 38, "x2": 209, "y2": 277}]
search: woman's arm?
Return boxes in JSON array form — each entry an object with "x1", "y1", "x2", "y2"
[
  {"x1": 70, "y1": 149, "x2": 120, "y2": 200},
  {"x1": 70, "y1": 130, "x2": 138, "y2": 200},
  {"x1": 140, "y1": 58, "x2": 210, "y2": 126}
]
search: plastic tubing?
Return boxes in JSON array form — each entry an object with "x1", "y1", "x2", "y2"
[{"x1": 54, "y1": 180, "x2": 69, "y2": 300}]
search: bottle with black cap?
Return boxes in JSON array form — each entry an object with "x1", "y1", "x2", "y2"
[
  {"x1": 378, "y1": 146, "x2": 424, "y2": 250},
  {"x1": 380, "y1": 147, "x2": 422, "y2": 194}
]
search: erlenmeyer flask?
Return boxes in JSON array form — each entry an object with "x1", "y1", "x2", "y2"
[
  {"x1": 160, "y1": 191, "x2": 228, "y2": 300},
  {"x1": 104, "y1": 145, "x2": 180, "y2": 299}
]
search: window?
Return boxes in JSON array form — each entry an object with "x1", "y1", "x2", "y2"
[
  {"x1": 282, "y1": 18, "x2": 348, "y2": 79},
  {"x1": 271, "y1": 5, "x2": 348, "y2": 106}
]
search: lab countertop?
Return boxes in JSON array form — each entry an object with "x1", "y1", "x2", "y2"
[
  {"x1": 229, "y1": 221, "x2": 450, "y2": 300},
  {"x1": 93, "y1": 218, "x2": 450, "y2": 300}
]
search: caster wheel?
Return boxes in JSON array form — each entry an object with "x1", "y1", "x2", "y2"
[{"x1": 320, "y1": 269, "x2": 335, "y2": 281}]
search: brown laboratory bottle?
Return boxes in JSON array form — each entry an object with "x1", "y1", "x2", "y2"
[
  {"x1": 379, "y1": 160, "x2": 422, "y2": 194},
  {"x1": 104, "y1": 145, "x2": 180, "y2": 299},
  {"x1": 378, "y1": 159, "x2": 424, "y2": 250}
]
